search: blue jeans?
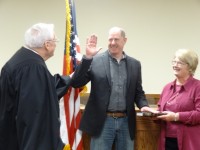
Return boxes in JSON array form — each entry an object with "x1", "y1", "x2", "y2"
[{"x1": 90, "y1": 116, "x2": 134, "y2": 150}]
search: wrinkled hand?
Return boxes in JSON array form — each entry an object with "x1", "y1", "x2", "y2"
[
  {"x1": 157, "y1": 111, "x2": 176, "y2": 122},
  {"x1": 85, "y1": 34, "x2": 102, "y2": 58}
]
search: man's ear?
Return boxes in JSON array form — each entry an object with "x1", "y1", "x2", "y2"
[{"x1": 44, "y1": 41, "x2": 50, "y2": 50}]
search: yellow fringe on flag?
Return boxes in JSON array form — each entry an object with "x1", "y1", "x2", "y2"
[
  {"x1": 63, "y1": 144, "x2": 71, "y2": 150},
  {"x1": 80, "y1": 86, "x2": 87, "y2": 96},
  {"x1": 65, "y1": 0, "x2": 71, "y2": 75}
]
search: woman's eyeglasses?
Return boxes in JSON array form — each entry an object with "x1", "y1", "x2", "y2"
[{"x1": 171, "y1": 60, "x2": 187, "y2": 66}]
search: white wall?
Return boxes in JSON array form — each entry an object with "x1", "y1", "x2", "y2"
[
  {"x1": 1, "y1": 0, "x2": 200, "y2": 94},
  {"x1": 0, "y1": 0, "x2": 66, "y2": 75}
]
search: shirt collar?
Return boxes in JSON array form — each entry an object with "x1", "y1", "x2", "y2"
[
  {"x1": 24, "y1": 46, "x2": 39, "y2": 54},
  {"x1": 170, "y1": 76, "x2": 195, "y2": 92},
  {"x1": 108, "y1": 50, "x2": 127, "y2": 60}
]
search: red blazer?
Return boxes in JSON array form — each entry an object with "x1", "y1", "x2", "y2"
[{"x1": 157, "y1": 76, "x2": 200, "y2": 150}]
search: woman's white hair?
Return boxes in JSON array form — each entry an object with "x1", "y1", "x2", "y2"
[{"x1": 24, "y1": 23, "x2": 54, "y2": 48}]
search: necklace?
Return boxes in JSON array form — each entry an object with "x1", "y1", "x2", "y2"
[
  {"x1": 166, "y1": 92, "x2": 179, "y2": 105},
  {"x1": 166, "y1": 83, "x2": 182, "y2": 105}
]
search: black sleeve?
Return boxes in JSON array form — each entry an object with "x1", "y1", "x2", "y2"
[
  {"x1": 70, "y1": 55, "x2": 92, "y2": 88},
  {"x1": 54, "y1": 74, "x2": 71, "y2": 100}
]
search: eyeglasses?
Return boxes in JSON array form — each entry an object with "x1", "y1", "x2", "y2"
[
  {"x1": 50, "y1": 38, "x2": 59, "y2": 42},
  {"x1": 171, "y1": 60, "x2": 187, "y2": 66},
  {"x1": 46, "y1": 37, "x2": 59, "y2": 43}
]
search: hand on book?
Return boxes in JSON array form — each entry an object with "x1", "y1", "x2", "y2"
[{"x1": 140, "y1": 106, "x2": 156, "y2": 113}]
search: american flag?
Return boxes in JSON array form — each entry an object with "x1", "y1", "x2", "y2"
[{"x1": 60, "y1": 0, "x2": 83, "y2": 149}]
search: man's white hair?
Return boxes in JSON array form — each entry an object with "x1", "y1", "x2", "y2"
[{"x1": 24, "y1": 23, "x2": 54, "y2": 48}]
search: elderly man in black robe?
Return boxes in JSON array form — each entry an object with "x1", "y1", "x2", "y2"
[{"x1": 0, "y1": 23, "x2": 100, "y2": 150}]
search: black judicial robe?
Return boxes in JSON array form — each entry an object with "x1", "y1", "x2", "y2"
[{"x1": 0, "y1": 47, "x2": 92, "y2": 150}]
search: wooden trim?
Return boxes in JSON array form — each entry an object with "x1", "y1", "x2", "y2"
[{"x1": 80, "y1": 93, "x2": 160, "y2": 105}]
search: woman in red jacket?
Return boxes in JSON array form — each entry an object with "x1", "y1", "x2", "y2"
[{"x1": 156, "y1": 49, "x2": 200, "y2": 150}]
